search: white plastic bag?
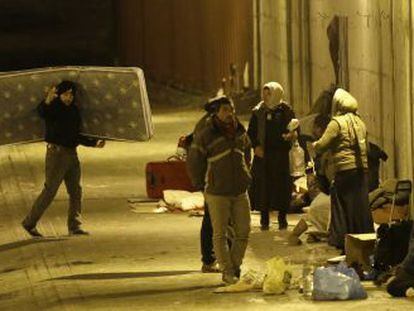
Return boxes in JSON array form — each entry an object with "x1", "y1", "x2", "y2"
[
  {"x1": 263, "y1": 257, "x2": 292, "y2": 295},
  {"x1": 289, "y1": 140, "x2": 305, "y2": 177}
]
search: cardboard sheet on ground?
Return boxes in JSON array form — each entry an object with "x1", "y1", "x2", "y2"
[{"x1": 0, "y1": 66, "x2": 153, "y2": 145}]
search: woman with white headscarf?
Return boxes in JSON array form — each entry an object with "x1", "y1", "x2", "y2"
[
  {"x1": 312, "y1": 88, "x2": 374, "y2": 250},
  {"x1": 247, "y1": 82, "x2": 297, "y2": 230}
]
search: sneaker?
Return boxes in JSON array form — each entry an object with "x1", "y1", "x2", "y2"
[
  {"x1": 202, "y1": 261, "x2": 220, "y2": 273},
  {"x1": 222, "y1": 272, "x2": 238, "y2": 285},
  {"x1": 69, "y1": 228, "x2": 89, "y2": 236},
  {"x1": 22, "y1": 222, "x2": 43, "y2": 237}
]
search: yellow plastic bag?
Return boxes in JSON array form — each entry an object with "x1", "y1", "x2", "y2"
[{"x1": 263, "y1": 257, "x2": 292, "y2": 295}]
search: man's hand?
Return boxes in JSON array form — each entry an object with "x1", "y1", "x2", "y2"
[
  {"x1": 45, "y1": 86, "x2": 58, "y2": 104},
  {"x1": 254, "y1": 146, "x2": 264, "y2": 158},
  {"x1": 95, "y1": 139, "x2": 106, "y2": 148}
]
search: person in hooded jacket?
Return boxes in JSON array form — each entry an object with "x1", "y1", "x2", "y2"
[
  {"x1": 22, "y1": 81, "x2": 105, "y2": 237},
  {"x1": 312, "y1": 88, "x2": 374, "y2": 250},
  {"x1": 187, "y1": 98, "x2": 251, "y2": 285},
  {"x1": 247, "y1": 82, "x2": 297, "y2": 230},
  {"x1": 186, "y1": 96, "x2": 231, "y2": 273}
]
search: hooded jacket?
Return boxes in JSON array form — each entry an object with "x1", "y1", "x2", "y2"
[
  {"x1": 314, "y1": 88, "x2": 368, "y2": 173},
  {"x1": 187, "y1": 116, "x2": 251, "y2": 196}
]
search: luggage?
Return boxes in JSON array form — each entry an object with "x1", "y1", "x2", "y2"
[
  {"x1": 0, "y1": 66, "x2": 153, "y2": 145},
  {"x1": 146, "y1": 156, "x2": 196, "y2": 199}
]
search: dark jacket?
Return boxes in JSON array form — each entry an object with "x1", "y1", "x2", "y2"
[
  {"x1": 248, "y1": 101, "x2": 294, "y2": 152},
  {"x1": 38, "y1": 100, "x2": 97, "y2": 148},
  {"x1": 187, "y1": 116, "x2": 251, "y2": 196},
  {"x1": 247, "y1": 101, "x2": 295, "y2": 211}
]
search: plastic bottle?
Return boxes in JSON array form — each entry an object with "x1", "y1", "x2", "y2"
[
  {"x1": 289, "y1": 139, "x2": 306, "y2": 177},
  {"x1": 302, "y1": 249, "x2": 316, "y2": 299}
]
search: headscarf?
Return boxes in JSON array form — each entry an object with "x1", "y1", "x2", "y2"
[{"x1": 262, "y1": 81, "x2": 284, "y2": 109}]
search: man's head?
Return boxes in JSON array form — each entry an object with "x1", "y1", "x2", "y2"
[
  {"x1": 56, "y1": 80, "x2": 77, "y2": 106},
  {"x1": 262, "y1": 82, "x2": 283, "y2": 109},
  {"x1": 204, "y1": 95, "x2": 230, "y2": 114},
  {"x1": 312, "y1": 114, "x2": 331, "y2": 139},
  {"x1": 213, "y1": 96, "x2": 235, "y2": 124}
]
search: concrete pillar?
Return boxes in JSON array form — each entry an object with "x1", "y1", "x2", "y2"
[
  {"x1": 259, "y1": 0, "x2": 290, "y2": 95},
  {"x1": 392, "y1": 0, "x2": 413, "y2": 180}
]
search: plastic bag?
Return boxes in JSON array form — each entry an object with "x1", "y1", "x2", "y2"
[
  {"x1": 213, "y1": 269, "x2": 265, "y2": 294},
  {"x1": 263, "y1": 257, "x2": 292, "y2": 295},
  {"x1": 313, "y1": 262, "x2": 367, "y2": 300},
  {"x1": 241, "y1": 269, "x2": 265, "y2": 289},
  {"x1": 289, "y1": 140, "x2": 306, "y2": 177}
]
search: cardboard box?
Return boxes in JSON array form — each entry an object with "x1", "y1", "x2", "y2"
[{"x1": 345, "y1": 233, "x2": 376, "y2": 271}]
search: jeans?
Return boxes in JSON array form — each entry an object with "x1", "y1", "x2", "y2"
[
  {"x1": 205, "y1": 192, "x2": 251, "y2": 274},
  {"x1": 23, "y1": 144, "x2": 82, "y2": 231}
]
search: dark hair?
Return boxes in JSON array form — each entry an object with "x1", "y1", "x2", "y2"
[
  {"x1": 314, "y1": 113, "x2": 331, "y2": 130},
  {"x1": 56, "y1": 80, "x2": 77, "y2": 96},
  {"x1": 204, "y1": 95, "x2": 232, "y2": 113}
]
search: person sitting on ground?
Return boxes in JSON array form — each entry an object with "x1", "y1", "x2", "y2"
[
  {"x1": 387, "y1": 221, "x2": 414, "y2": 297},
  {"x1": 288, "y1": 114, "x2": 333, "y2": 245}
]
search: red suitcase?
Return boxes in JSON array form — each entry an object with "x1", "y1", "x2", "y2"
[{"x1": 146, "y1": 156, "x2": 196, "y2": 199}]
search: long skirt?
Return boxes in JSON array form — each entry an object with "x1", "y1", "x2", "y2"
[{"x1": 328, "y1": 168, "x2": 374, "y2": 249}]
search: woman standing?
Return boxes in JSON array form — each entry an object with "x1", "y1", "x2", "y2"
[
  {"x1": 248, "y1": 82, "x2": 296, "y2": 230},
  {"x1": 312, "y1": 88, "x2": 374, "y2": 249}
]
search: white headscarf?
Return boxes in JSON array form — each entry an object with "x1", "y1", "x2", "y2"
[
  {"x1": 262, "y1": 81, "x2": 284, "y2": 110},
  {"x1": 332, "y1": 88, "x2": 358, "y2": 115}
]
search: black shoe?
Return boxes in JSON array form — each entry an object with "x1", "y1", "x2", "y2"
[
  {"x1": 278, "y1": 215, "x2": 288, "y2": 230},
  {"x1": 278, "y1": 221, "x2": 288, "y2": 230},
  {"x1": 260, "y1": 225, "x2": 269, "y2": 231},
  {"x1": 69, "y1": 228, "x2": 89, "y2": 236},
  {"x1": 22, "y1": 223, "x2": 43, "y2": 237},
  {"x1": 234, "y1": 267, "x2": 241, "y2": 279}
]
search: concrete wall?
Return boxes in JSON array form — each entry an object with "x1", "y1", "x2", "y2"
[
  {"x1": 0, "y1": 0, "x2": 116, "y2": 71},
  {"x1": 257, "y1": 0, "x2": 414, "y2": 185},
  {"x1": 117, "y1": 0, "x2": 254, "y2": 93}
]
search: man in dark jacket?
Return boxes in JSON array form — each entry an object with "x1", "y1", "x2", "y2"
[
  {"x1": 22, "y1": 81, "x2": 105, "y2": 237},
  {"x1": 187, "y1": 98, "x2": 251, "y2": 285},
  {"x1": 187, "y1": 96, "x2": 227, "y2": 273}
]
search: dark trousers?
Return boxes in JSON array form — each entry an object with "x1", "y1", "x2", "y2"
[
  {"x1": 328, "y1": 169, "x2": 374, "y2": 249},
  {"x1": 23, "y1": 144, "x2": 82, "y2": 231},
  {"x1": 200, "y1": 204, "x2": 215, "y2": 265},
  {"x1": 260, "y1": 210, "x2": 287, "y2": 227}
]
